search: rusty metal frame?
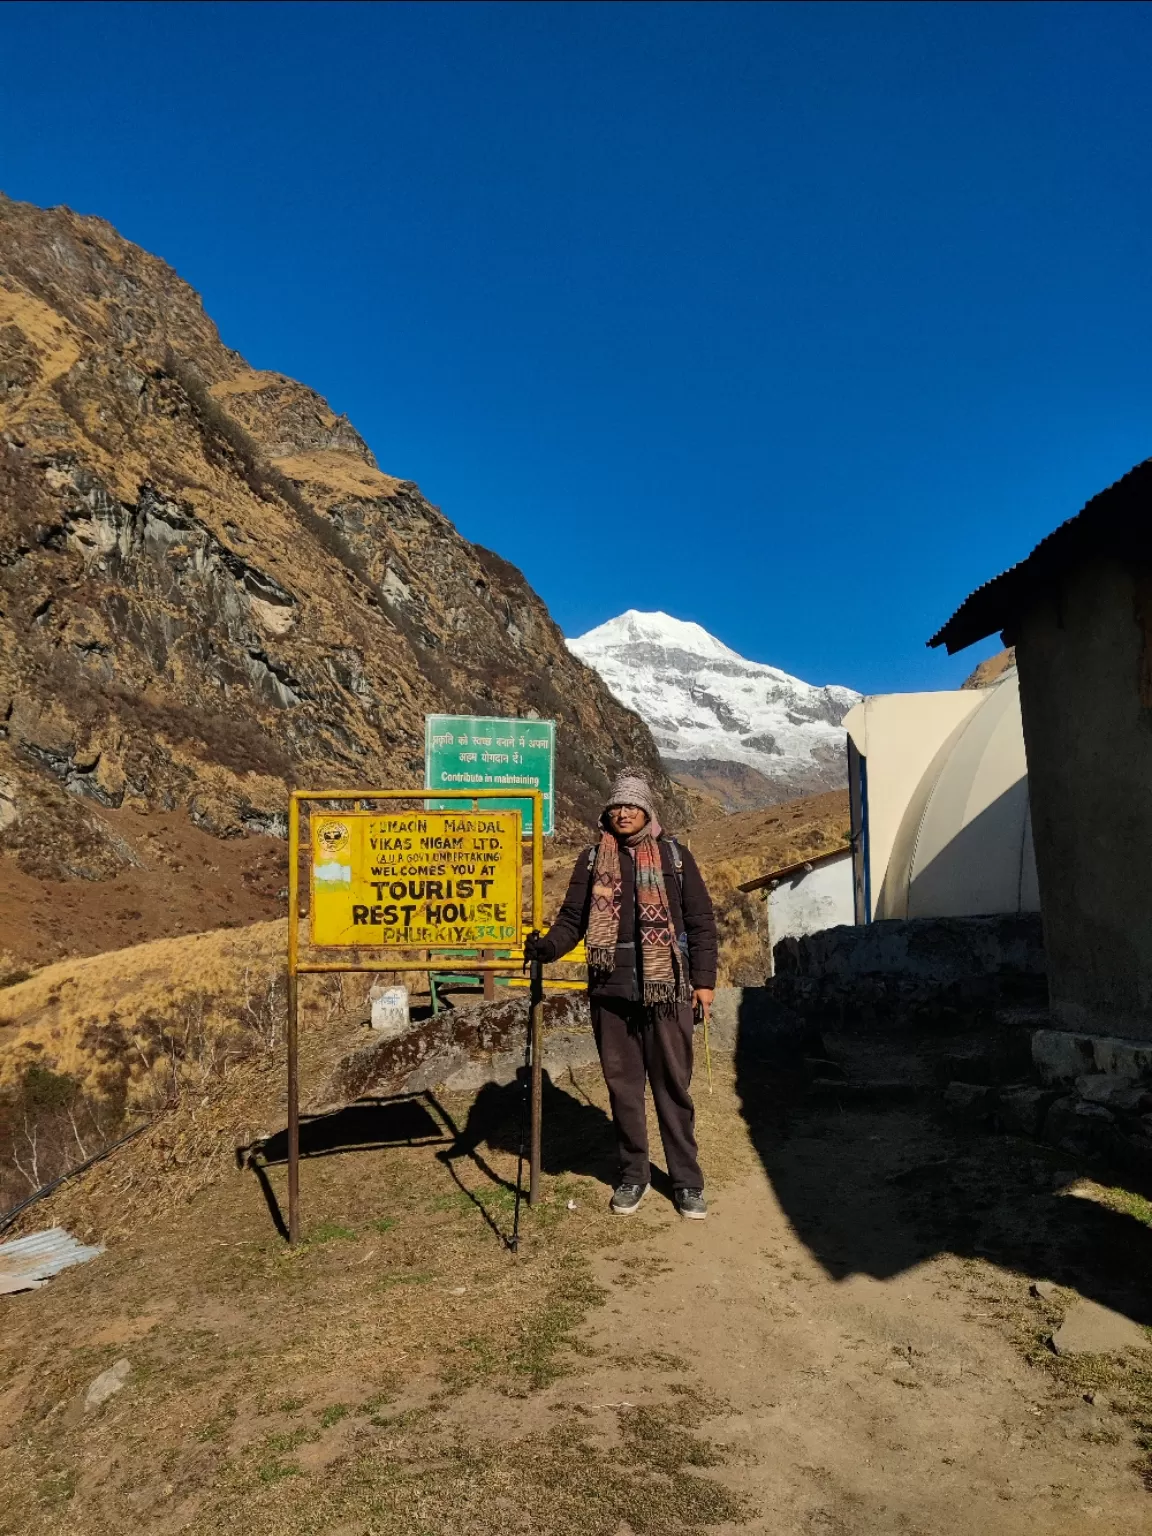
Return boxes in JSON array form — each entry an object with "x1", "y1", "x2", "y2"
[{"x1": 286, "y1": 787, "x2": 545, "y2": 1245}]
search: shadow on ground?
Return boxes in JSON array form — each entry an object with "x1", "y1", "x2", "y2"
[
  {"x1": 435, "y1": 1067, "x2": 618, "y2": 1191},
  {"x1": 236, "y1": 1072, "x2": 619, "y2": 1245},
  {"x1": 734, "y1": 997, "x2": 1152, "y2": 1330},
  {"x1": 253, "y1": 1097, "x2": 447, "y2": 1164}
]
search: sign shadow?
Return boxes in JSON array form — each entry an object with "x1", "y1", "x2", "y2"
[{"x1": 237, "y1": 1093, "x2": 450, "y2": 1240}]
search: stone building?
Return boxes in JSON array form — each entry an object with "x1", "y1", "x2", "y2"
[{"x1": 930, "y1": 457, "x2": 1152, "y2": 1041}]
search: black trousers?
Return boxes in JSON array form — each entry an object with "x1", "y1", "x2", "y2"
[{"x1": 590, "y1": 997, "x2": 704, "y2": 1190}]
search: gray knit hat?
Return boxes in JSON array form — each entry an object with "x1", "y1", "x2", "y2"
[{"x1": 605, "y1": 766, "x2": 657, "y2": 822}]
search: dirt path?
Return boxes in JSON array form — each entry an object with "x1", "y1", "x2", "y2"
[{"x1": 572, "y1": 1167, "x2": 1148, "y2": 1534}]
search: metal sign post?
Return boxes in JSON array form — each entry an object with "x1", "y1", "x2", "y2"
[{"x1": 285, "y1": 787, "x2": 544, "y2": 1247}]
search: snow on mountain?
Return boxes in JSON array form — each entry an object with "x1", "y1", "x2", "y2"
[{"x1": 567, "y1": 611, "x2": 861, "y2": 809}]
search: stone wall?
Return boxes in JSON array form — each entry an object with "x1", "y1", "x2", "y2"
[{"x1": 770, "y1": 914, "x2": 1047, "y2": 1027}]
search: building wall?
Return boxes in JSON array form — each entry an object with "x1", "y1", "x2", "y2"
[
  {"x1": 1016, "y1": 556, "x2": 1152, "y2": 1040},
  {"x1": 843, "y1": 691, "x2": 984, "y2": 916},
  {"x1": 767, "y1": 853, "x2": 855, "y2": 962}
]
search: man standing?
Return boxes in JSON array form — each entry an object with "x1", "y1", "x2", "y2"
[{"x1": 525, "y1": 767, "x2": 717, "y2": 1218}]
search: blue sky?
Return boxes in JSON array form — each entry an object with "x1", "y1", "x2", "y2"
[{"x1": 3, "y1": 1, "x2": 1151, "y2": 692}]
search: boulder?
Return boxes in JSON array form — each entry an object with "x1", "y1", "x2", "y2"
[
  {"x1": 85, "y1": 1358, "x2": 130, "y2": 1411},
  {"x1": 1042, "y1": 1096, "x2": 1114, "y2": 1158},
  {"x1": 942, "y1": 1081, "x2": 996, "y2": 1124},
  {"x1": 999, "y1": 1085, "x2": 1060, "y2": 1137},
  {"x1": 1050, "y1": 1299, "x2": 1151, "y2": 1357},
  {"x1": 319, "y1": 992, "x2": 590, "y2": 1103},
  {"x1": 1034, "y1": 1029, "x2": 1152, "y2": 1087},
  {"x1": 1074, "y1": 1074, "x2": 1151, "y2": 1113}
]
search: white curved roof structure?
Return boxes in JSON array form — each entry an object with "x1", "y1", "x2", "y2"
[
  {"x1": 843, "y1": 670, "x2": 1040, "y2": 922},
  {"x1": 875, "y1": 670, "x2": 1039, "y2": 919}
]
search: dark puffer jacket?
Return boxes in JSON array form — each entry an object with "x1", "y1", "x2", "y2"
[{"x1": 537, "y1": 837, "x2": 718, "y2": 1002}]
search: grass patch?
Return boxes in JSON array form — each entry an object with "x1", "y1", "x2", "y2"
[
  {"x1": 305, "y1": 1222, "x2": 358, "y2": 1245},
  {"x1": 268, "y1": 1395, "x2": 745, "y2": 1534},
  {"x1": 0, "y1": 1052, "x2": 743, "y2": 1534},
  {"x1": 378, "y1": 1269, "x2": 436, "y2": 1291},
  {"x1": 263, "y1": 1428, "x2": 318, "y2": 1455},
  {"x1": 1103, "y1": 1187, "x2": 1152, "y2": 1228},
  {"x1": 257, "y1": 1459, "x2": 302, "y2": 1485},
  {"x1": 34, "y1": 1471, "x2": 76, "y2": 1508},
  {"x1": 196, "y1": 1403, "x2": 238, "y2": 1443}
]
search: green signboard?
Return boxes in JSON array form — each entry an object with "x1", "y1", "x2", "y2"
[{"x1": 425, "y1": 715, "x2": 555, "y2": 836}]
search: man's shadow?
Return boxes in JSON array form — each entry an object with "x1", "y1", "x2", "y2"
[
  {"x1": 423, "y1": 1067, "x2": 621, "y2": 1246},
  {"x1": 436, "y1": 1066, "x2": 618, "y2": 1192}
]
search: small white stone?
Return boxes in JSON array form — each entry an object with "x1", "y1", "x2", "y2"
[{"x1": 85, "y1": 1357, "x2": 130, "y2": 1410}]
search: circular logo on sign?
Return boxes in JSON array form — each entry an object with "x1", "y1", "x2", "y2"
[{"x1": 318, "y1": 821, "x2": 350, "y2": 855}]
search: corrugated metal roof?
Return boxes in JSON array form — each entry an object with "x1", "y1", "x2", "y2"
[
  {"x1": 0, "y1": 1227, "x2": 105, "y2": 1295},
  {"x1": 738, "y1": 844, "x2": 851, "y2": 893},
  {"x1": 928, "y1": 456, "x2": 1152, "y2": 655}
]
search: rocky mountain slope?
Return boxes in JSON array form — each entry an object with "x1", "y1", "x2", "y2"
[
  {"x1": 0, "y1": 195, "x2": 679, "y2": 962},
  {"x1": 569, "y1": 611, "x2": 859, "y2": 810},
  {"x1": 962, "y1": 647, "x2": 1016, "y2": 689}
]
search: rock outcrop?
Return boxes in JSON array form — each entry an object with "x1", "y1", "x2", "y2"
[{"x1": 0, "y1": 195, "x2": 676, "y2": 905}]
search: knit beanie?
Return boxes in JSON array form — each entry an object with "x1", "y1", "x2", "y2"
[{"x1": 605, "y1": 766, "x2": 658, "y2": 823}]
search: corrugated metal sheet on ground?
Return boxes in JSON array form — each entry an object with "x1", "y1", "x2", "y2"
[{"x1": 0, "y1": 1227, "x2": 105, "y2": 1295}]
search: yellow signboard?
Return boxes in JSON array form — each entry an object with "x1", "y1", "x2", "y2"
[{"x1": 309, "y1": 809, "x2": 522, "y2": 949}]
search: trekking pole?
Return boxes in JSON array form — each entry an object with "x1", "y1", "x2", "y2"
[
  {"x1": 511, "y1": 1004, "x2": 531, "y2": 1253},
  {"x1": 511, "y1": 934, "x2": 537, "y2": 1253},
  {"x1": 695, "y1": 998, "x2": 714, "y2": 1095},
  {"x1": 528, "y1": 941, "x2": 545, "y2": 1206}
]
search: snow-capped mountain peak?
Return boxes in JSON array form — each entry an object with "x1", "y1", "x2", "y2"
[
  {"x1": 573, "y1": 610, "x2": 743, "y2": 665},
  {"x1": 567, "y1": 611, "x2": 860, "y2": 809}
]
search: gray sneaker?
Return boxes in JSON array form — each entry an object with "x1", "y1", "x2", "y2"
[
  {"x1": 675, "y1": 1187, "x2": 708, "y2": 1220},
  {"x1": 610, "y1": 1182, "x2": 648, "y2": 1215}
]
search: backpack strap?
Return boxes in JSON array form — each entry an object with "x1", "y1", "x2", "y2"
[{"x1": 661, "y1": 835, "x2": 685, "y2": 897}]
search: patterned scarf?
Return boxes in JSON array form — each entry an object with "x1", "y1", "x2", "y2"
[{"x1": 586, "y1": 817, "x2": 691, "y2": 1008}]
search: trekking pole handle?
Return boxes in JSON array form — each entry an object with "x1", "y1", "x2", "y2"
[{"x1": 527, "y1": 928, "x2": 545, "y2": 1003}]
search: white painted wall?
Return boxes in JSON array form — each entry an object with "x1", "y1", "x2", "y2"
[{"x1": 767, "y1": 852, "x2": 855, "y2": 968}]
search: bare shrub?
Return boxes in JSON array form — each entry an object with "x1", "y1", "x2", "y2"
[
  {"x1": 0, "y1": 943, "x2": 290, "y2": 1217},
  {"x1": 0, "y1": 1063, "x2": 115, "y2": 1214}
]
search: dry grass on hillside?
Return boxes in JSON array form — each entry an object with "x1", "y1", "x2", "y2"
[
  {"x1": 0, "y1": 808, "x2": 288, "y2": 970},
  {"x1": 0, "y1": 921, "x2": 376, "y2": 1219},
  {"x1": 962, "y1": 647, "x2": 1016, "y2": 689},
  {"x1": 688, "y1": 787, "x2": 850, "y2": 870}
]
